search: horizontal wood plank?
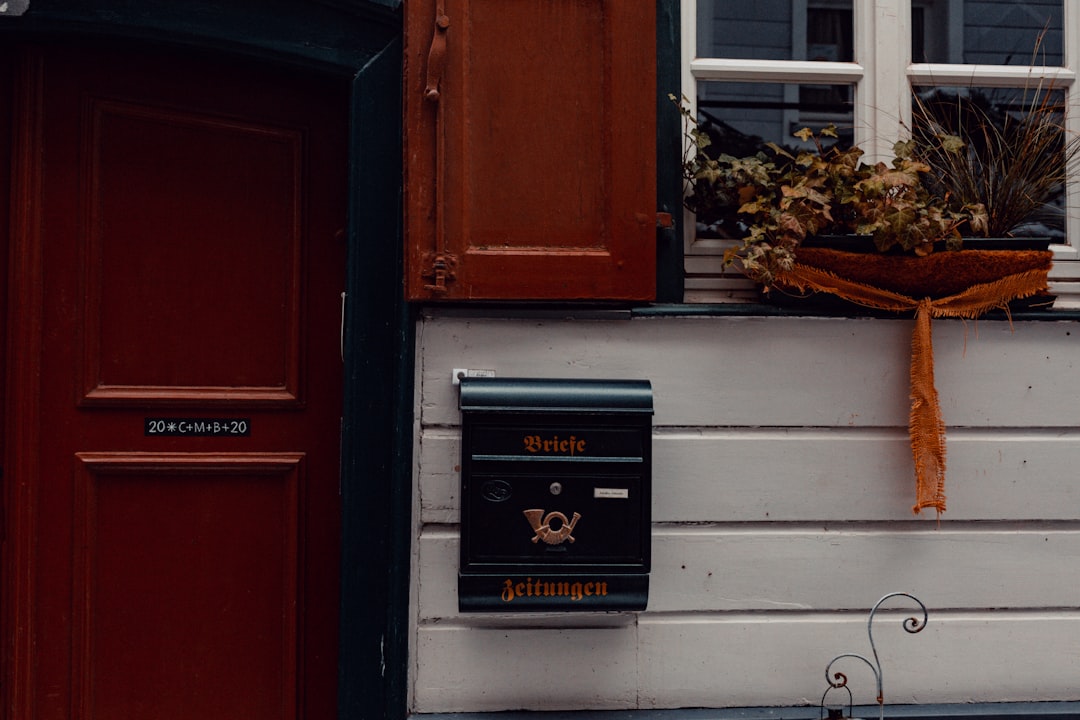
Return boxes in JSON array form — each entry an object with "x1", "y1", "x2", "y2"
[
  {"x1": 414, "y1": 624, "x2": 641, "y2": 712},
  {"x1": 412, "y1": 613, "x2": 1080, "y2": 712},
  {"x1": 636, "y1": 612, "x2": 1080, "y2": 710},
  {"x1": 416, "y1": 528, "x2": 1080, "y2": 619},
  {"x1": 418, "y1": 316, "x2": 1080, "y2": 429},
  {"x1": 418, "y1": 428, "x2": 1080, "y2": 523}
]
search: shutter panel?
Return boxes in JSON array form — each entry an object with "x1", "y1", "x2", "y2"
[{"x1": 405, "y1": 0, "x2": 656, "y2": 301}]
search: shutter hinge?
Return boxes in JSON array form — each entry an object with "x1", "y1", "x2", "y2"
[
  {"x1": 656, "y1": 212, "x2": 674, "y2": 229},
  {"x1": 424, "y1": 11, "x2": 450, "y2": 102},
  {"x1": 423, "y1": 252, "x2": 458, "y2": 293}
]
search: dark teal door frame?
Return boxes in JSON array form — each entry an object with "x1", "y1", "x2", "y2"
[
  {"x1": 340, "y1": 31, "x2": 412, "y2": 720},
  {"x1": 1, "y1": 4, "x2": 410, "y2": 720}
]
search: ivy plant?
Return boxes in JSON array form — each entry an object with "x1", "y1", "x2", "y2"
[{"x1": 674, "y1": 96, "x2": 988, "y2": 286}]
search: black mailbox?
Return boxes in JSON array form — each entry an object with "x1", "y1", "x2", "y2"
[{"x1": 458, "y1": 377, "x2": 653, "y2": 612}]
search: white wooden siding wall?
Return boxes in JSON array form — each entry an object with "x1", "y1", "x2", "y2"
[{"x1": 410, "y1": 312, "x2": 1080, "y2": 713}]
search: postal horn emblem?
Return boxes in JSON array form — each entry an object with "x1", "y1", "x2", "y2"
[{"x1": 523, "y1": 508, "x2": 581, "y2": 545}]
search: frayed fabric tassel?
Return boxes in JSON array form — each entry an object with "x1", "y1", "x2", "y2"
[
  {"x1": 910, "y1": 300, "x2": 947, "y2": 515},
  {"x1": 774, "y1": 260, "x2": 1051, "y2": 514}
]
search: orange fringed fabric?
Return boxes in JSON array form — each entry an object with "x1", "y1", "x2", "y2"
[
  {"x1": 774, "y1": 257, "x2": 1052, "y2": 515},
  {"x1": 910, "y1": 299, "x2": 946, "y2": 514}
]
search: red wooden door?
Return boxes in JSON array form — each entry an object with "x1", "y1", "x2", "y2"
[{"x1": 3, "y1": 43, "x2": 346, "y2": 719}]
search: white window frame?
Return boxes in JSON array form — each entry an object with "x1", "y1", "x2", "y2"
[{"x1": 681, "y1": 0, "x2": 1080, "y2": 306}]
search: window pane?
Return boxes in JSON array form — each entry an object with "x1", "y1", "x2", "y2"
[
  {"x1": 698, "y1": 2, "x2": 853, "y2": 61},
  {"x1": 692, "y1": 81, "x2": 855, "y2": 238},
  {"x1": 911, "y1": 85, "x2": 1069, "y2": 239},
  {"x1": 697, "y1": 81, "x2": 855, "y2": 148},
  {"x1": 913, "y1": 1, "x2": 1063, "y2": 65}
]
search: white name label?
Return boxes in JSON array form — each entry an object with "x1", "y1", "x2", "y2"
[{"x1": 594, "y1": 487, "x2": 629, "y2": 499}]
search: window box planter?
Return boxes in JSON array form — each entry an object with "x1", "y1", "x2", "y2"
[{"x1": 766, "y1": 237, "x2": 1055, "y2": 314}]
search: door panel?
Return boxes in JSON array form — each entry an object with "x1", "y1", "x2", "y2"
[
  {"x1": 6, "y1": 43, "x2": 347, "y2": 719},
  {"x1": 73, "y1": 454, "x2": 302, "y2": 719},
  {"x1": 83, "y1": 99, "x2": 305, "y2": 403}
]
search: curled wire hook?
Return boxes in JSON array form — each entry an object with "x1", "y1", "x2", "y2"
[{"x1": 821, "y1": 592, "x2": 928, "y2": 720}]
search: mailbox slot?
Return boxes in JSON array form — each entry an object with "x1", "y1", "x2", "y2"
[{"x1": 458, "y1": 378, "x2": 653, "y2": 612}]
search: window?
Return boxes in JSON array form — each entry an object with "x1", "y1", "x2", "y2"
[{"x1": 681, "y1": 1, "x2": 1079, "y2": 306}]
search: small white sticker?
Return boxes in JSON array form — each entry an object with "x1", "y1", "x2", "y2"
[
  {"x1": 594, "y1": 488, "x2": 629, "y2": 499},
  {"x1": 452, "y1": 368, "x2": 496, "y2": 385}
]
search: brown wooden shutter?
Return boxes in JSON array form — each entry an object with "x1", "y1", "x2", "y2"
[{"x1": 405, "y1": 0, "x2": 657, "y2": 301}]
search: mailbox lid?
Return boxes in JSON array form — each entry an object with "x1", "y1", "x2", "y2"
[{"x1": 460, "y1": 377, "x2": 653, "y2": 414}]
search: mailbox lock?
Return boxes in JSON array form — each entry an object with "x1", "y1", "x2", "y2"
[{"x1": 549, "y1": 482, "x2": 562, "y2": 496}]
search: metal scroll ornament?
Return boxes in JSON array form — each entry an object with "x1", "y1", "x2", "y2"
[{"x1": 820, "y1": 592, "x2": 929, "y2": 720}]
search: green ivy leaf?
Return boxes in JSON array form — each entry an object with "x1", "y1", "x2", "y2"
[
  {"x1": 893, "y1": 138, "x2": 917, "y2": 159},
  {"x1": 939, "y1": 134, "x2": 965, "y2": 154},
  {"x1": 764, "y1": 142, "x2": 795, "y2": 160},
  {"x1": 781, "y1": 183, "x2": 831, "y2": 208}
]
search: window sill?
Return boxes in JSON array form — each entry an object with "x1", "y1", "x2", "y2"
[
  {"x1": 634, "y1": 303, "x2": 1080, "y2": 321},
  {"x1": 416, "y1": 298, "x2": 1080, "y2": 323}
]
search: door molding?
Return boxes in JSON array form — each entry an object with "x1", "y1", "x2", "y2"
[
  {"x1": 0, "y1": 6, "x2": 408, "y2": 720},
  {"x1": 3, "y1": 47, "x2": 44, "y2": 720}
]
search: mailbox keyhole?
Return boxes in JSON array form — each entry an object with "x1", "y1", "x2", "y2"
[{"x1": 549, "y1": 482, "x2": 562, "y2": 496}]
